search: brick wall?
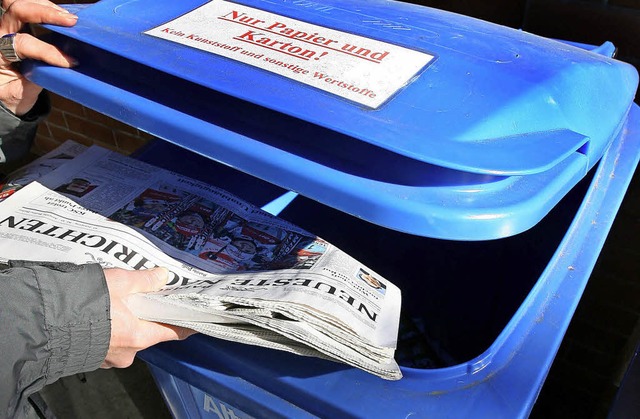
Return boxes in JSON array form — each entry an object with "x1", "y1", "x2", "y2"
[{"x1": 33, "y1": 94, "x2": 155, "y2": 156}]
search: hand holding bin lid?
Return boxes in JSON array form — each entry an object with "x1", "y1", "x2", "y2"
[{"x1": 22, "y1": 0, "x2": 639, "y2": 240}]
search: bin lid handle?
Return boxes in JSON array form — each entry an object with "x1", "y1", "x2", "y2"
[{"x1": 433, "y1": 129, "x2": 589, "y2": 175}]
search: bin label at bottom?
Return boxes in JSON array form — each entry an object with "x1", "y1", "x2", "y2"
[{"x1": 200, "y1": 390, "x2": 254, "y2": 419}]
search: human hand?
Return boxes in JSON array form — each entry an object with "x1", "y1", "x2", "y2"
[
  {"x1": 102, "y1": 267, "x2": 195, "y2": 368},
  {"x1": 0, "y1": 0, "x2": 78, "y2": 115}
]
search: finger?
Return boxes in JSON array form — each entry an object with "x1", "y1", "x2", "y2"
[
  {"x1": 12, "y1": 32, "x2": 76, "y2": 67},
  {"x1": 126, "y1": 267, "x2": 170, "y2": 294},
  {"x1": 1, "y1": 2, "x2": 77, "y2": 34},
  {"x1": 138, "y1": 321, "x2": 196, "y2": 345},
  {"x1": 15, "y1": 0, "x2": 68, "y2": 14}
]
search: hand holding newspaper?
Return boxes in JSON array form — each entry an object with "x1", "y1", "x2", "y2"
[{"x1": 0, "y1": 144, "x2": 402, "y2": 380}]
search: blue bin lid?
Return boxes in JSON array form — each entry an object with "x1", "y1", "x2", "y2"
[{"x1": 25, "y1": 0, "x2": 639, "y2": 240}]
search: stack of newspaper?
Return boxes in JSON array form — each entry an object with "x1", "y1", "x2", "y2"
[{"x1": 0, "y1": 141, "x2": 402, "y2": 380}]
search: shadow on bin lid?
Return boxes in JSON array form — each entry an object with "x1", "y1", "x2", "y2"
[{"x1": 24, "y1": 0, "x2": 639, "y2": 240}]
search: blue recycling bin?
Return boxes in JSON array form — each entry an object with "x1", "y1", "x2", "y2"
[{"x1": 24, "y1": 0, "x2": 640, "y2": 417}]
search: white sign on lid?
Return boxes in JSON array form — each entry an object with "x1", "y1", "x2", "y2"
[{"x1": 145, "y1": 0, "x2": 434, "y2": 108}]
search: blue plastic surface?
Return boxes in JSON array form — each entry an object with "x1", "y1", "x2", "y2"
[
  {"x1": 19, "y1": 1, "x2": 640, "y2": 416},
  {"x1": 23, "y1": 0, "x2": 639, "y2": 239},
  {"x1": 137, "y1": 103, "x2": 640, "y2": 418}
]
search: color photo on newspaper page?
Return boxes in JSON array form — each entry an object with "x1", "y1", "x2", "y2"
[{"x1": 109, "y1": 184, "x2": 328, "y2": 273}]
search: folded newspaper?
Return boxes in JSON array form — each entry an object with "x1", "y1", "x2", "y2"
[
  {"x1": 0, "y1": 139, "x2": 87, "y2": 202},
  {"x1": 0, "y1": 143, "x2": 402, "y2": 380}
]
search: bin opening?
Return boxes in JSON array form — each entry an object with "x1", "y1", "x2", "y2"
[
  {"x1": 277, "y1": 169, "x2": 594, "y2": 367},
  {"x1": 137, "y1": 140, "x2": 596, "y2": 368}
]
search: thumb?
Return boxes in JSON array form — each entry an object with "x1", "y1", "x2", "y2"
[
  {"x1": 13, "y1": 33, "x2": 77, "y2": 67},
  {"x1": 128, "y1": 267, "x2": 170, "y2": 294}
]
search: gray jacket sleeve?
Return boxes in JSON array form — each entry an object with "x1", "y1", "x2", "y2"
[
  {"x1": 0, "y1": 261, "x2": 111, "y2": 419},
  {"x1": 0, "y1": 92, "x2": 50, "y2": 164}
]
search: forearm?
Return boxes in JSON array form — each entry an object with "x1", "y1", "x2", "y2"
[{"x1": 0, "y1": 261, "x2": 110, "y2": 418}]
